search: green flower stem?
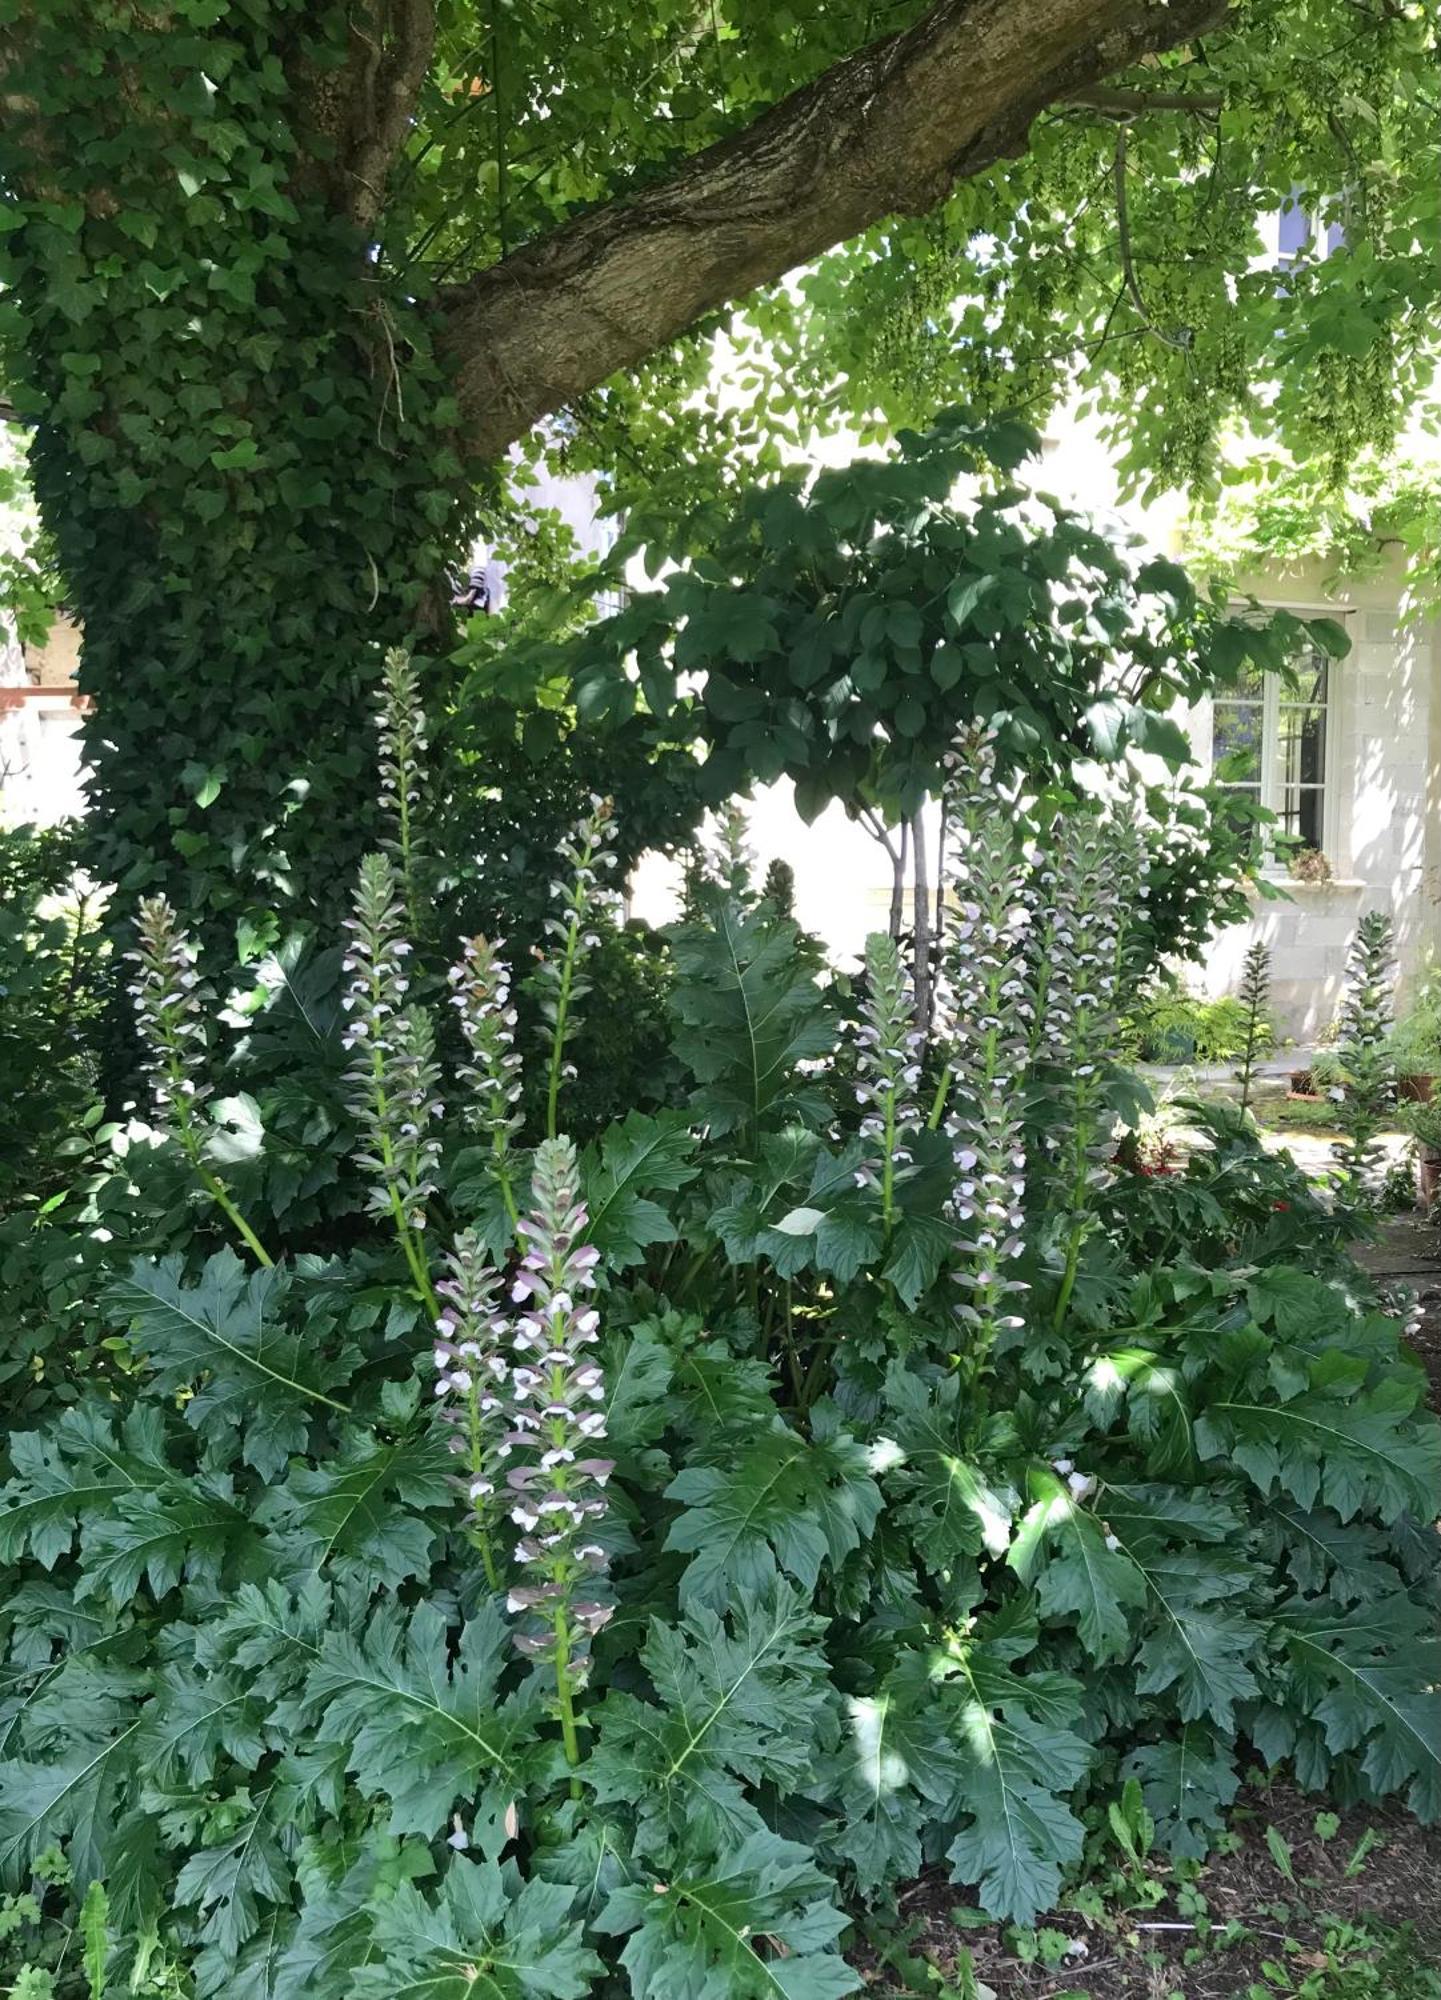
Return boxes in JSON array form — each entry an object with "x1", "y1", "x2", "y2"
[
  {"x1": 195, "y1": 1161, "x2": 275, "y2": 1269},
  {"x1": 553, "y1": 1614, "x2": 583, "y2": 1800},
  {"x1": 366, "y1": 1036, "x2": 440, "y2": 1320},
  {"x1": 926, "y1": 1068, "x2": 951, "y2": 1131},
  {"x1": 166, "y1": 1064, "x2": 274, "y2": 1268},
  {"x1": 460, "y1": 1377, "x2": 502, "y2": 1592},
  {"x1": 544, "y1": 913, "x2": 581, "y2": 1141},
  {"x1": 493, "y1": 1130, "x2": 520, "y2": 1233},
  {"x1": 1052, "y1": 1110, "x2": 1096, "y2": 1336},
  {"x1": 881, "y1": 1088, "x2": 897, "y2": 1232}
]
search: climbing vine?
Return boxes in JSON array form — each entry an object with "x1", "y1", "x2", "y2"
[{"x1": 0, "y1": 3, "x2": 477, "y2": 945}]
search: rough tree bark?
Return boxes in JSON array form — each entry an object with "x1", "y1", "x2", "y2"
[{"x1": 436, "y1": 0, "x2": 1227, "y2": 457}]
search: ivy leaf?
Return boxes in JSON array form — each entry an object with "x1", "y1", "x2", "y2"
[
  {"x1": 597, "y1": 1828, "x2": 859, "y2": 1999},
  {"x1": 944, "y1": 1644, "x2": 1092, "y2": 1924},
  {"x1": 664, "y1": 1418, "x2": 881, "y2": 1611},
  {"x1": 589, "y1": 1582, "x2": 835, "y2": 1860},
  {"x1": 108, "y1": 1252, "x2": 354, "y2": 1479},
  {"x1": 581, "y1": 1110, "x2": 699, "y2": 1267},
  {"x1": 349, "y1": 1859, "x2": 603, "y2": 1998},
  {"x1": 1123, "y1": 1724, "x2": 1240, "y2": 1860}
]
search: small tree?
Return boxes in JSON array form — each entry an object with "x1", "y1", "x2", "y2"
[
  {"x1": 1236, "y1": 939, "x2": 1273, "y2": 1114},
  {"x1": 1333, "y1": 912, "x2": 1397, "y2": 1206}
]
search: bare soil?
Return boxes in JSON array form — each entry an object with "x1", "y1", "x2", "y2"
[{"x1": 859, "y1": 1786, "x2": 1441, "y2": 1995}]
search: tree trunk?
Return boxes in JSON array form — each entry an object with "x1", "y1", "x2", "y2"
[
  {"x1": 1, "y1": 7, "x2": 474, "y2": 949},
  {"x1": 911, "y1": 807, "x2": 932, "y2": 1032}
]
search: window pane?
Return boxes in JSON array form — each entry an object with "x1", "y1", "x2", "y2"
[
  {"x1": 1212, "y1": 700, "x2": 1264, "y2": 772},
  {"x1": 1278, "y1": 786, "x2": 1325, "y2": 848},
  {"x1": 1284, "y1": 655, "x2": 1328, "y2": 706},
  {"x1": 1276, "y1": 703, "x2": 1326, "y2": 788}
]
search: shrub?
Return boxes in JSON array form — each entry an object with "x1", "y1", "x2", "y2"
[
  {"x1": 0, "y1": 684, "x2": 1436, "y2": 1999},
  {"x1": 0, "y1": 821, "x2": 107, "y2": 1203},
  {"x1": 1128, "y1": 987, "x2": 1262, "y2": 1064}
]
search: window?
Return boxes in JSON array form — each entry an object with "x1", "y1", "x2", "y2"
[{"x1": 1211, "y1": 647, "x2": 1332, "y2": 859}]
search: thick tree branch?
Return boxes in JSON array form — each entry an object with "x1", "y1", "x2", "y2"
[
  {"x1": 436, "y1": 0, "x2": 1226, "y2": 458},
  {"x1": 1065, "y1": 82, "x2": 1224, "y2": 112},
  {"x1": 290, "y1": 0, "x2": 435, "y2": 228}
]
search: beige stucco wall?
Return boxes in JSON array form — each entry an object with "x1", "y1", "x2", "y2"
[{"x1": 1190, "y1": 556, "x2": 1441, "y2": 1041}]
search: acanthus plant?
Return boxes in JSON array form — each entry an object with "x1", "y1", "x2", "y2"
[{"x1": 0, "y1": 654, "x2": 1437, "y2": 1998}]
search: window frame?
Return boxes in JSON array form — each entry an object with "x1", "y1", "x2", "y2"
[{"x1": 1209, "y1": 615, "x2": 1343, "y2": 874}]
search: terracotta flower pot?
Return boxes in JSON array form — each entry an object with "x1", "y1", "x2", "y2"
[
  {"x1": 1399, "y1": 1073, "x2": 1435, "y2": 1103},
  {"x1": 1417, "y1": 1147, "x2": 1441, "y2": 1208}
]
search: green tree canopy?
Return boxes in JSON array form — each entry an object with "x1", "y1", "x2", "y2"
[{"x1": 0, "y1": 0, "x2": 1435, "y2": 925}]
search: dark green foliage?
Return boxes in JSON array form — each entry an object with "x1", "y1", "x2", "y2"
[
  {"x1": 0, "y1": 824, "x2": 107, "y2": 1205},
  {"x1": 2, "y1": 862, "x2": 1436, "y2": 1998},
  {"x1": 0, "y1": 6, "x2": 477, "y2": 939}
]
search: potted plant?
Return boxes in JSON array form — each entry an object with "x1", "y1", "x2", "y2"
[
  {"x1": 1288, "y1": 846, "x2": 1333, "y2": 885},
  {"x1": 1400, "y1": 1097, "x2": 1441, "y2": 1208},
  {"x1": 1388, "y1": 973, "x2": 1441, "y2": 1102}
]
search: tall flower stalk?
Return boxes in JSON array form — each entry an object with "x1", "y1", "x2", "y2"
[
  {"x1": 376, "y1": 645, "x2": 427, "y2": 926},
  {"x1": 503, "y1": 1139, "x2": 612, "y2": 1782},
  {"x1": 1333, "y1": 910, "x2": 1396, "y2": 1205},
  {"x1": 341, "y1": 852, "x2": 442, "y2": 1315},
  {"x1": 534, "y1": 796, "x2": 622, "y2": 1139},
  {"x1": 432, "y1": 1230, "x2": 511, "y2": 1591},
  {"x1": 127, "y1": 897, "x2": 273, "y2": 1266},
  {"x1": 937, "y1": 732, "x2": 1033, "y2": 1382},
  {"x1": 854, "y1": 930, "x2": 924, "y2": 1232},
  {"x1": 1041, "y1": 810, "x2": 1145, "y2": 1335},
  {"x1": 451, "y1": 934, "x2": 523, "y2": 1231},
  {"x1": 1236, "y1": 938, "x2": 1273, "y2": 1114}
]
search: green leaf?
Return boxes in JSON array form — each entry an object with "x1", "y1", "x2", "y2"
[
  {"x1": 1123, "y1": 1725, "x2": 1239, "y2": 1860},
  {"x1": 664, "y1": 1420, "x2": 881, "y2": 1611},
  {"x1": 581, "y1": 1110, "x2": 699, "y2": 1267},
  {"x1": 945, "y1": 1644, "x2": 1092, "y2": 1924},
  {"x1": 253, "y1": 1430, "x2": 448, "y2": 1586},
  {"x1": 589, "y1": 1582, "x2": 836, "y2": 1860},
  {"x1": 1274, "y1": 1596, "x2": 1441, "y2": 1820},
  {"x1": 300, "y1": 1598, "x2": 540, "y2": 1839},
  {"x1": 877, "y1": 1371, "x2": 1013, "y2": 1582},
  {"x1": 670, "y1": 895, "x2": 834, "y2": 1138},
  {"x1": 597, "y1": 1828, "x2": 859, "y2": 1999},
  {"x1": 108, "y1": 1252, "x2": 354, "y2": 1479},
  {"x1": 349, "y1": 1858, "x2": 603, "y2": 1998},
  {"x1": 1015, "y1": 1476, "x2": 1148, "y2": 1663},
  {"x1": 1115, "y1": 1540, "x2": 1263, "y2": 1733},
  {"x1": 1195, "y1": 1380, "x2": 1441, "y2": 1523},
  {"x1": 819, "y1": 1652, "x2": 963, "y2": 1893}
]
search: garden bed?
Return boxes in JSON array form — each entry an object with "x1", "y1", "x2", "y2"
[{"x1": 869, "y1": 1787, "x2": 1441, "y2": 1997}]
